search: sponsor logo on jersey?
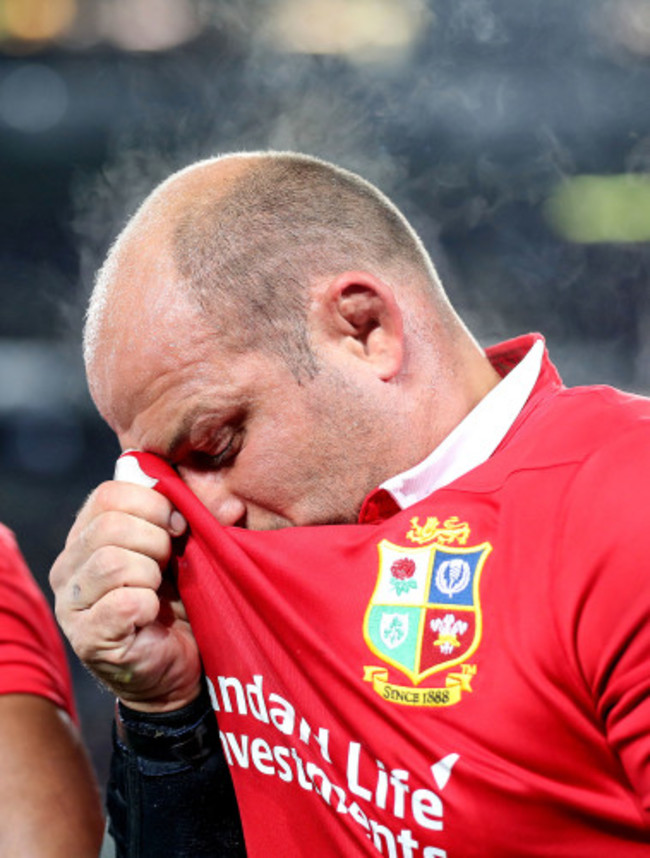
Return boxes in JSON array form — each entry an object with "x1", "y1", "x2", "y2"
[{"x1": 363, "y1": 516, "x2": 491, "y2": 707}]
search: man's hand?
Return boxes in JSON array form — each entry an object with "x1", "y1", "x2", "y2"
[{"x1": 50, "y1": 480, "x2": 201, "y2": 713}]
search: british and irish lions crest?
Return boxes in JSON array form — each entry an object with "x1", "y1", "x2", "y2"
[{"x1": 363, "y1": 515, "x2": 492, "y2": 707}]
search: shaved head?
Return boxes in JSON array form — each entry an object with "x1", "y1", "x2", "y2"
[
  {"x1": 83, "y1": 150, "x2": 500, "y2": 517},
  {"x1": 85, "y1": 151, "x2": 451, "y2": 383}
]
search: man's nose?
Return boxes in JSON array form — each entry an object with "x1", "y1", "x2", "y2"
[{"x1": 176, "y1": 467, "x2": 246, "y2": 527}]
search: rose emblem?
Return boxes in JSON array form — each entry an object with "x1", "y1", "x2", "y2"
[{"x1": 390, "y1": 557, "x2": 418, "y2": 596}]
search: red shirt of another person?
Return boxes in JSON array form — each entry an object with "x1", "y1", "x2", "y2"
[{"x1": 0, "y1": 524, "x2": 75, "y2": 719}]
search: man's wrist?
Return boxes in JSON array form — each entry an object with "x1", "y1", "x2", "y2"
[{"x1": 115, "y1": 682, "x2": 219, "y2": 767}]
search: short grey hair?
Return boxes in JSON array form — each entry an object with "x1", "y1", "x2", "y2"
[
  {"x1": 172, "y1": 151, "x2": 442, "y2": 378},
  {"x1": 86, "y1": 151, "x2": 444, "y2": 380}
]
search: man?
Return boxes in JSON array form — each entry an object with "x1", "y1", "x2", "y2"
[
  {"x1": 51, "y1": 152, "x2": 650, "y2": 856},
  {"x1": 0, "y1": 523, "x2": 103, "y2": 857}
]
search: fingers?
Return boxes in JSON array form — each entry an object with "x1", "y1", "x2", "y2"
[
  {"x1": 66, "y1": 585, "x2": 161, "y2": 662},
  {"x1": 71, "y1": 583, "x2": 202, "y2": 711},
  {"x1": 65, "y1": 547, "x2": 163, "y2": 611},
  {"x1": 49, "y1": 479, "x2": 200, "y2": 709},
  {"x1": 51, "y1": 483, "x2": 173, "y2": 615},
  {"x1": 59, "y1": 506, "x2": 172, "y2": 606},
  {"x1": 51, "y1": 481, "x2": 182, "y2": 593},
  {"x1": 65, "y1": 480, "x2": 186, "y2": 548}
]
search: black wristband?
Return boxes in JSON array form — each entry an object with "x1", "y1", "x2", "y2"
[
  {"x1": 107, "y1": 681, "x2": 247, "y2": 857},
  {"x1": 115, "y1": 683, "x2": 220, "y2": 767}
]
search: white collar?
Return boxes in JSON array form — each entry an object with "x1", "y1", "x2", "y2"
[{"x1": 381, "y1": 338, "x2": 544, "y2": 508}]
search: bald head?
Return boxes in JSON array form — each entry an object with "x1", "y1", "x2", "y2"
[
  {"x1": 85, "y1": 151, "x2": 454, "y2": 383},
  {"x1": 84, "y1": 151, "x2": 502, "y2": 496}
]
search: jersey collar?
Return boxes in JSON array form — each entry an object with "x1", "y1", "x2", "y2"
[{"x1": 360, "y1": 334, "x2": 546, "y2": 522}]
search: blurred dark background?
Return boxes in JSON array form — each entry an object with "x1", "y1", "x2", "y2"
[{"x1": 1, "y1": 0, "x2": 649, "y2": 792}]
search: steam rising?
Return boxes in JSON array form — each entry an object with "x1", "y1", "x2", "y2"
[{"x1": 58, "y1": 0, "x2": 650, "y2": 396}]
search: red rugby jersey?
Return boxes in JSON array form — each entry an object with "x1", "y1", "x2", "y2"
[
  {"x1": 0, "y1": 524, "x2": 75, "y2": 718},
  {"x1": 122, "y1": 339, "x2": 650, "y2": 857}
]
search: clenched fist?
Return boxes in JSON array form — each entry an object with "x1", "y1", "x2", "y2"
[{"x1": 50, "y1": 480, "x2": 201, "y2": 713}]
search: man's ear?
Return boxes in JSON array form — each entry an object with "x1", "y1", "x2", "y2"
[{"x1": 314, "y1": 271, "x2": 404, "y2": 380}]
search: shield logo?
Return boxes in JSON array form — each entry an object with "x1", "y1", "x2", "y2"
[{"x1": 363, "y1": 538, "x2": 491, "y2": 685}]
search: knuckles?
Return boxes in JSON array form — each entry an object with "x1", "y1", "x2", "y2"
[
  {"x1": 91, "y1": 508, "x2": 136, "y2": 547},
  {"x1": 93, "y1": 545, "x2": 164, "y2": 591},
  {"x1": 86, "y1": 543, "x2": 157, "y2": 592},
  {"x1": 95, "y1": 585, "x2": 160, "y2": 632},
  {"x1": 69, "y1": 587, "x2": 159, "y2": 663},
  {"x1": 92, "y1": 479, "x2": 172, "y2": 524},
  {"x1": 89, "y1": 509, "x2": 171, "y2": 561},
  {"x1": 91, "y1": 479, "x2": 136, "y2": 512},
  {"x1": 87, "y1": 542, "x2": 130, "y2": 580}
]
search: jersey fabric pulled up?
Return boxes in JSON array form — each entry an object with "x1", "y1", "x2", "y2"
[
  {"x1": 121, "y1": 335, "x2": 650, "y2": 857},
  {"x1": 0, "y1": 524, "x2": 76, "y2": 718}
]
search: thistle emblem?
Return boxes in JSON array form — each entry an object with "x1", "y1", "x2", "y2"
[{"x1": 436, "y1": 558, "x2": 471, "y2": 598}]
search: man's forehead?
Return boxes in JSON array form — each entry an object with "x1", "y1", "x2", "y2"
[
  {"x1": 97, "y1": 313, "x2": 255, "y2": 443},
  {"x1": 89, "y1": 295, "x2": 209, "y2": 426},
  {"x1": 87, "y1": 212, "x2": 281, "y2": 438}
]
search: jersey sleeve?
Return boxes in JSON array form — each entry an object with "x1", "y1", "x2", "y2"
[
  {"x1": 554, "y1": 423, "x2": 650, "y2": 818},
  {"x1": 0, "y1": 524, "x2": 76, "y2": 719}
]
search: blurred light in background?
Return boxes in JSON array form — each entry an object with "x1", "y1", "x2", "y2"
[
  {"x1": 98, "y1": 0, "x2": 201, "y2": 52},
  {"x1": 0, "y1": 0, "x2": 430, "y2": 60},
  {"x1": 0, "y1": 0, "x2": 201, "y2": 52},
  {"x1": 2, "y1": 0, "x2": 77, "y2": 45},
  {"x1": 0, "y1": 62, "x2": 68, "y2": 131},
  {"x1": 260, "y1": 0, "x2": 429, "y2": 61},
  {"x1": 545, "y1": 174, "x2": 650, "y2": 243}
]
